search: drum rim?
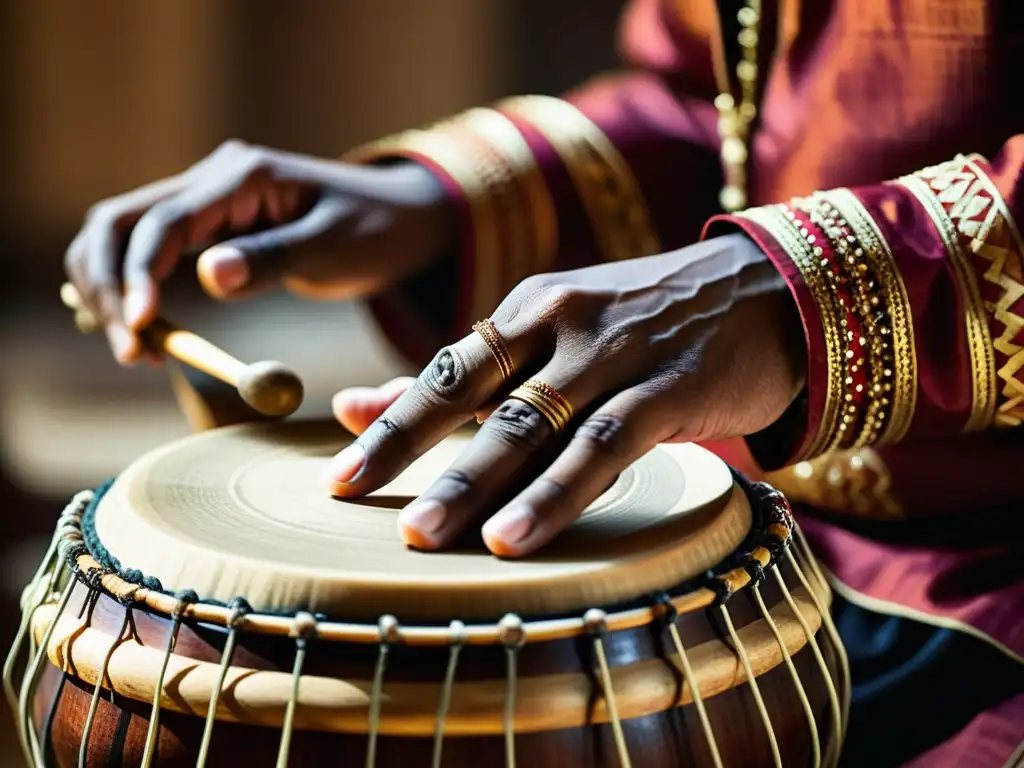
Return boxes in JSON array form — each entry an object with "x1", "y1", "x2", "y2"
[
  {"x1": 53, "y1": 473, "x2": 797, "y2": 647},
  {"x1": 91, "y1": 422, "x2": 753, "y2": 619}
]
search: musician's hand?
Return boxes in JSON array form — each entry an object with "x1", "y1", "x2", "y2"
[
  {"x1": 64, "y1": 140, "x2": 454, "y2": 363},
  {"x1": 327, "y1": 233, "x2": 806, "y2": 557}
]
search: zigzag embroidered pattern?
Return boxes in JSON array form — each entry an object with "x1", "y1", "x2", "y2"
[{"x1": 915, "y1": 157, "x2": 1024, "y2": 428}]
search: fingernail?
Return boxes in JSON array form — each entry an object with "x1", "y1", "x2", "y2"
[
  {"x1": 400, "y1": 499, "x2": 447, "y2": 535},
  {"x1": 201, "y1": 246, "x2": 249, "y2": 294},
  {"x1": 326, "y1": 444, "x2": 365, "y2": 485},
  {"x1": 107, "y1": 326, "x2": 138, "y2": 365},
  {"x1": 123, "y1": 290, "x2": 149, "y2": 329},
  {"x1": 483, "y1": 507, "x2": 534, "y2": 545}
]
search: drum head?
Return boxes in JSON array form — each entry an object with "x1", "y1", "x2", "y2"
[{"x1": 93, "y1": 421, "x2": 750, "y2": 620}]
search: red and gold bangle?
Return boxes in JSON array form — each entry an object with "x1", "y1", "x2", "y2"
[
  {"x1": 806, "y1": 195, "x2": 892, "y2": 448},
  {"x1": 735, "y1": 204, "x2": 848, "y2": 460},
  {"x1": 804, "y1": 190, "x2": 915, "y2": 448},
  {"x1": 782, "y1": 202, "x2": 867, "y2": 450}
]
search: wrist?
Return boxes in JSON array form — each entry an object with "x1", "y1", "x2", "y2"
[{"x1": 376, "y1": 160, "x2": 459, "y2": 277}]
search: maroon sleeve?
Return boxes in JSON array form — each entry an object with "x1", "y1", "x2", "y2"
[{"x1": 344, "y1": 0, "x2": 724, "y2": 367}]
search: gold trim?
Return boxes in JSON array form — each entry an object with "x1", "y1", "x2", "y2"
[
  {"x1": 767, "y1": 448, "x2": 903, "y2": 519},
  {"x1": 457, "y1": 108, "x2": 559, "y2": 277},
  {"x1": 1003, "y1": 738, "x2": 1024, "y2": 768},
  {"x1": 963, "y1": 157, "x2": 1024, "y2": 428},
  {"x1": 823, "y1": 562, "x2": 1024, "y2": 665},
  {"x1": 737, "y1": 205, "x2": 846, "y2": 460},
  {"x1": 825, "y1": 189, "x2": 918, "y2": 445},
  {"x1": 498, "y1": 95, "x2": 661, "y2": 262},
  {"x1": 896, "y1": 172, "x2": 996, "y2": 431}
]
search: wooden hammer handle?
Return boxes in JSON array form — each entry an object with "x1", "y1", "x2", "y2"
[
  {"x1": 59, "y1": 283, "x2": 303, "y2": 417},
  {"x1": 143, "y1": 318, "x2": 247, "y2": 387}
]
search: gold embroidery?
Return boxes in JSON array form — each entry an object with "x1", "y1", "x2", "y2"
[
  {"x1": 898, "y1": 155, "x2": 1024, "y2": 428},
  {"x1": 823, "y1": 189, "x2": 917, "y2": 446},
  {"x1": 896, "y1": 168, "x2": 996, "y2": 431},
  {"x1": 737, "y1": 205, "x2": 846, "y2": 460},
  {"x1": 457, "y1": 108, "x2": 559, "y2": 277},
  {"x1": 784, "y1": 197, "x2": 864, "y2": 450},
  {"x1": 963, "y1": 157, "x2": 1024, "y2": 428},
  {"x1": 498, "y1": 95, "x2": 661, "y2": 262},
  {"x1": 767, "y1": 448, "x2": 903, "y2": 519}
]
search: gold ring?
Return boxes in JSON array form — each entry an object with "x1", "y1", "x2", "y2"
[
  {"x1": 472, "y1": 319, "x2": 515, "y2": 381},
  {"x1": 508, "y1": 380, "x2": 574, "y2": 432}
]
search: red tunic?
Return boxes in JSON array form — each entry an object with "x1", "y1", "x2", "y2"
[{"x1": 346, "y1": 2, "x2": 1024, "y2": 763}]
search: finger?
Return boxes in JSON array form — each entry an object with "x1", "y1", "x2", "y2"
[
  {"x1": 332, "y1": 377, "x2": 416, "y2": 435},
  {"x1": 96, "y1": 281, "x2": 140, "y2": 365},
  {"x1": 228, "y1": 184, "x2": 263, "y2": 231},
  {"x1": 84, "y1": 220, "x2": 141, "y2": 363},
  {"x1": 396, "y1": 361, "x2": 603, "y2": 551},
  {"x1": 196, "y1": 195, "x2": 348, "y2": 300},
  {"x1": 324, "y1": 322, "x2": 536, "y2": 499},
  {"x1": 481, "y1": 385, "x2": 672, "y2": 557},
  {"x1": 120, "y1": 164, "x2": 271, "y2": 326}
]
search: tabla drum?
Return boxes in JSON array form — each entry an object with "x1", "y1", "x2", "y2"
[{"x1": 6, "y1": 420, "x2": 849, "y2": 768}]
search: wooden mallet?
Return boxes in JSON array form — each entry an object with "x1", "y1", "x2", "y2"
[{"x1": 60, "y1": 283, "x2": 304, "y2": 418}]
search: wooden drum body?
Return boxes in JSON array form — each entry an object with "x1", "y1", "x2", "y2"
[{"x1": 7, "y1": 422, "x2": 849, "y2": 768}]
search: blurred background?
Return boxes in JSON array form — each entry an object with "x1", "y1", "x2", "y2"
[{"x1": 0, "y1": 0, "x2": 621, "y2": 758}]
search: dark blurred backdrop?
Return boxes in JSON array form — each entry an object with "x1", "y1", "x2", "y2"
[{"x1": 0, "y1": 0, "x2": 620, "y2": 759}]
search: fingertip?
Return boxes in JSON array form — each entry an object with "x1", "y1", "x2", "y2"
[
  {"x1": 482, "y1": 530, "x2": 523, "y2": 558},
  {"x1": 332, "y1": 381, "x2": 414, "y2": 435},
  {"x1": 331, "y1": 388, "x2": 378, "y2": 435},
  {"x1": 197, "y1": 245, "x2": 249, "y2": 298},
  {"x1": 398, "y1": 499, "x2": 447, "y2": 550},
  {"x1": 398, "y1": 522, "x2": 442, "y2": 551},
  {"x1": 124, "y1": 282, "x2": 158, "y2": 331},
  {"x1": 107, "y1": 325, "x2": 141, "y2": 366},
  {"x1": 481, "y1": 507, "x2": 536, "y2": 558}
]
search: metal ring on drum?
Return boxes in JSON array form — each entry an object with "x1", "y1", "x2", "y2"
[{"x1": 5, "y1": 420, "x2": 850, "y2": 768}]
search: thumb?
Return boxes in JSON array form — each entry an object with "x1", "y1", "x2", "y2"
[
  {"x1": 197, "y1": 197, "x2": 347, "y2": 300},
  {"x1": 332, "y1": 377, "x2": 416, "y2": 435}
]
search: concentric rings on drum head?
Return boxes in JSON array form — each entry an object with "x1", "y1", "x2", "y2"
[{"x1": 92, "y1": 421, "x2": 750, "y2": 620}]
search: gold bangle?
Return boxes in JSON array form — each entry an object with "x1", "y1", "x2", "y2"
[
  {"x1": 508, "y1": 380, "x2": 573, "y2": 432},
  {"x1": 472, "y1": 319, "x2": 515, "y2": 381}
]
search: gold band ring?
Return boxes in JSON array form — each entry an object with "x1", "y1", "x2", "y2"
[
  {"x1": 472, "y1": 319, "x2": 515, "y2": 381},
  {"x1": 508, "y1": 380, "x2": 574, "y2": 432}
]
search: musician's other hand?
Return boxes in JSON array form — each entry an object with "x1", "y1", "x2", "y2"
[
  {"x1": 64, "y1": 140, "x2": 454, "y2": 364},
  {"x1": 326, "y1": 234, "x2": 806, "y2": 557}
]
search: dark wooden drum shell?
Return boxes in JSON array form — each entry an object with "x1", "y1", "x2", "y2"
[
  {"x1": 11, "y1": 426, "x2": 848, "y2": 767},
  {"x1": 31, "y1": 552, "x2": 842, "y2": 768}
]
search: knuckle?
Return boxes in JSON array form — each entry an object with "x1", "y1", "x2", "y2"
[
  {"x1": 516, "y1": 272, "x2": 555, "y2": 296},
  {"x1": 84, "y1": 200, "x2": 125, "y2": 233},
  {"x1": 360, "y1": 414, "x2": 413, "y2": 462},
  {"x1": 484, "y1": 400, "x2": 551, "y2": 451},
  {"x1": 214, "y1": 138, "x2": 248, "y2": 158},
  {"x1": 415, "y1": 347, "x2": 477, "y2": 407},
  {"x1": 574, "y1": 413, "x2": 635, "y2": 458},
  {"x1": 84, "y1": 200, "x2": 114, "y2": 222},
  {"x1": 139, "y1": 199, "x2": 182, "y2": 231},
  {"x1": 435, "y1": 468, "x2": 475, "y2": 494},
  {"x1": 534, "y1": 474, "x2": 571, "y2": 503}
]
